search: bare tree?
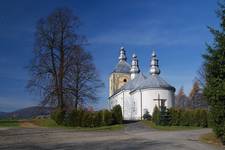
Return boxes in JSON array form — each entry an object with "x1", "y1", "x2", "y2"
[
  {"x1": 64, "y1": 46, "x2": 104, "y2": 109},
  {"x1": 175, "y1": 86, "x2": 191, "y2": 108},
  {"x1": 27, "y1": 8, "x2": 103, "y2": 110}
]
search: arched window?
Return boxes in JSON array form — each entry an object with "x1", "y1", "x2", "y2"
[{"x1": 123, "y1": 79, "x2": 127, "y2": 82}]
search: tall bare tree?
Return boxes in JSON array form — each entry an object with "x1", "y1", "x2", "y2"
[
  {"x1": 64, "y1": 46, "x2": 103, "y2": 109},
  {"x1": 175, "y1": 86, "x2": 191, "y2": 108},
  {"x1": 27, "y1": 8, "x2": 103, "y2": 110}
]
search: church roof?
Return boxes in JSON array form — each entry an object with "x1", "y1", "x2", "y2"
[
  {"x1": 130, "y1": 50, "x2": 175, "y2": 92},
  {"x1": 132, "y1": 75, "x2": 175, "y2": 92},
  {"x1": 121, "y1": 73, "x2": 146, "y2": 90},
  {"x1": 113, "y1": 61, "x2": 131, "y2": 73},
  {"x1": 112, "y1": 47, "x2": 131, "y2": 73},
  {"x1": 110, "y1": 73, "x2": 146, "y2": 97}
]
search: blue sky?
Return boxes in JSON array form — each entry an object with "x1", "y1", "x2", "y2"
[{"x1": 0, "y1": 0, "x2": 219, "y2": 112}]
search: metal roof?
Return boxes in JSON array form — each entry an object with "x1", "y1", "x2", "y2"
[
  {"x1": 132, "y1": 75, "x2": 175, "y2": 92},
  {"x1": 121, "y1": 73, "x2": 146, "y2": 90},
  {"x1": 109, "y1": 73, "x2": 146, "y2": 97},
  {"x1": 113, "y1": 60, "x2": 131, "y2": 73}
]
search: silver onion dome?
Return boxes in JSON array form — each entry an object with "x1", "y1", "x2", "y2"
[
  {"x1": 118, "y1": 47, "x2": 127, "y2": 61},
  {"x1": 113, "y1": 47, "x2": 131, "y2": 73},
  {"x1": 150, "y1": 50, "x2": 160, "y2": 75},
  {"x1": 130, "y1": 53, "x2": 140, "y2": 79}
]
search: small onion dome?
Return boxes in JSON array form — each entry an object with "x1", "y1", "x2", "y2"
[
  {"x1": 150, "y1": 50, "x2": 160, "y2": 75},
  {"x1": 113, "y1": 47, "x2": 131, "y2": 73},
  {"x1": 130, "y1": 53, "x2": 140, "y2": 79}
]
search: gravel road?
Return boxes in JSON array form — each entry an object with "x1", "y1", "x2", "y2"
[{"x1": 0, "y1": 122, "x2": 224, "y2": 150}]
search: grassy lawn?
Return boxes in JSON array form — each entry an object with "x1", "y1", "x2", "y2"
[
  {"x1": 0, "y1": 120, "x2": 20, "y2": 127},
  {"x1": 142, "y1": 120, "x2": 202, "y2": 131},
  {"x1": 200, "y1": 133, "x2": 224, "y2": 146},
  {"x1": 31, "y1": 118, "x2": 124, "y2": 131}
]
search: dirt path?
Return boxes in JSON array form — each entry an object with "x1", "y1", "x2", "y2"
[
  {"x1": 0, "y1": 122, "x2": 224, "y2": 150},
  {"x1": 18, "y1": 120, "x2": 39, "y2": 128}
]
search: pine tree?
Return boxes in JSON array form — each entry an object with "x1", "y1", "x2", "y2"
[{"x1": 202, "y1": 2, "x2": 225, "y2": 144}]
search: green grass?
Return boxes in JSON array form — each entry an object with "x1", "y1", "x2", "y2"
[
  {"x1": 32, "y1": 118, "x2": 124, "y2": 131},
  {"x1": 31, "y1": 118, "x2": 59, "y2": 127},
  {"x1": 142, "y1": 120, "x2": 202, "y2": 131},
  {"x1": 0, "y1": 120, "x2": 19, "y2": 127},
  {"x1": 200, "y1": 133, "x2": 223, "y2": 146}
]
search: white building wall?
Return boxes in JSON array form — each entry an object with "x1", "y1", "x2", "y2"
[
  {"x1": 109, "y1": 90, "x2": 134, "y2": 120},
  {"x1": 123, "y1": 91, "x2": 132, "y2": 120},
  {"x1": 131, "y1": 88, "x2": 175, "y2": 120},
  {"x1": 131, "y1": 91, "x2": 141, "y2": 120},
  {"x1": 109, "y1": 88, "x2": 175, "y2": 120},
  {"x1": 141, "y1": 89, "x2": 174, "y2": 115}
]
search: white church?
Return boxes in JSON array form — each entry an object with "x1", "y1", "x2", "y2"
[{"x1": 108, "y1": 47, "x2": 176, "y2": 120}]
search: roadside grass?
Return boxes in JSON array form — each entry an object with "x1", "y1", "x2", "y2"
[
  {"x1": 31, "y1": 118, "x2": 59, "y2": 127},
  {"x1": 200, "y1": 133, "x2": 224, "y2": 147},
  {"x1": 0, "y1": 120, "x2": 20, "y2": 127},
  {"x1": 142, "y1": 120, "x2": 202, "y2": 131},
  {"x1": 31, "y1": 118, "x2": 124, "y2": 131}
]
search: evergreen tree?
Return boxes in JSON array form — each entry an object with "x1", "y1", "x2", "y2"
[
  {"x1": 152, "y1": 106, "x2": 160, "y2": 125},
  {"x1": 143, "y1": 110, "x2": 151, "y2": 120},
  {"x1": 202, "y1": 2, "x2": 225, "y2": 144},
  {"x1": 112, "y1": 105, "x2": 123, "y2": 124},
  {"x1": 159, "y1": 106, "x2": 170, "y2": 126}
]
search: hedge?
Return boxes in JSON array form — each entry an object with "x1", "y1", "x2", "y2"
[
  {"x1": 152, "y1": 106, "x2": 208, "y2": 127},
  {"x1": 51, "y1": 105, "x2": 122, "y2": 127}
]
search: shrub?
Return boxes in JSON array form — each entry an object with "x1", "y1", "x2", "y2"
[
  {"x1": 199, "y1": 109, "x2": 208, "y2": 127},
  {"x1": 52, "y1": 108, "x2": 122, "y2": 128},
  {"x1": 93, "y1": 111, "x2": 103, "y2": 127},
  {"x1": 51, "y1": 109, "x2": 65, "y2": 125},
  {"x1": 159, "y1": 106, "x2": 170, "y2": 126},
  {"x1": 104, "y1": 109, "x2": 113, "y2": 125},
  {"x1": 152, "y1": 106, "x2": 160, "y2": 125},
  {"x1": 81, "y1": 111, "x2": 93, "y2": 127},
  {"x1": 112, "y1": 105, "x2": 123, "y2": 124},
  {"x1": 180, "y1": 110, "x2": 191, "y2": 126},
  {"x1": 168, "y1": 108, "x2": 183, "y2": 126},
  {"x1": 143, "y1": 110, "x2": 152, "y2": 120},
  {"x1": 166, "y1": 108, "x2": 209, "y2": 127}
]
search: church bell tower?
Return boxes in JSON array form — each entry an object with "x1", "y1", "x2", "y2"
[{"x1": 109, "y1": 47, "x2": 131, "y2": 97}]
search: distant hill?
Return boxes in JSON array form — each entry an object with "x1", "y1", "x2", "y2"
[
  {"x1": 0, "y1": 106, "x2": 53, "y2": 119},
  {"x1": 0, "y1": 112, "x2": 7, "y2": 118}
]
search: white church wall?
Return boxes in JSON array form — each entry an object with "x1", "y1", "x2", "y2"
[
  {"x1": 141, "y1": 88, "x2": 175, "y2": 115},
  {"x1": 131, "y1": 91, "x2": 142, "y2": 120},
  {"x1": 123, "y1": 91, "x2": 132, "y2": 120},
  {"x1": 108, "y1": 90, "x2": 128, "y2": 117},
  {"x1": 131, "y1": 88, "x2": 175, "y2": 120}
]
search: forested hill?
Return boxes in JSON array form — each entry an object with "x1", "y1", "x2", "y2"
[{"x1": 0, "y1": 106, "x2": 52, "y2": 119}]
